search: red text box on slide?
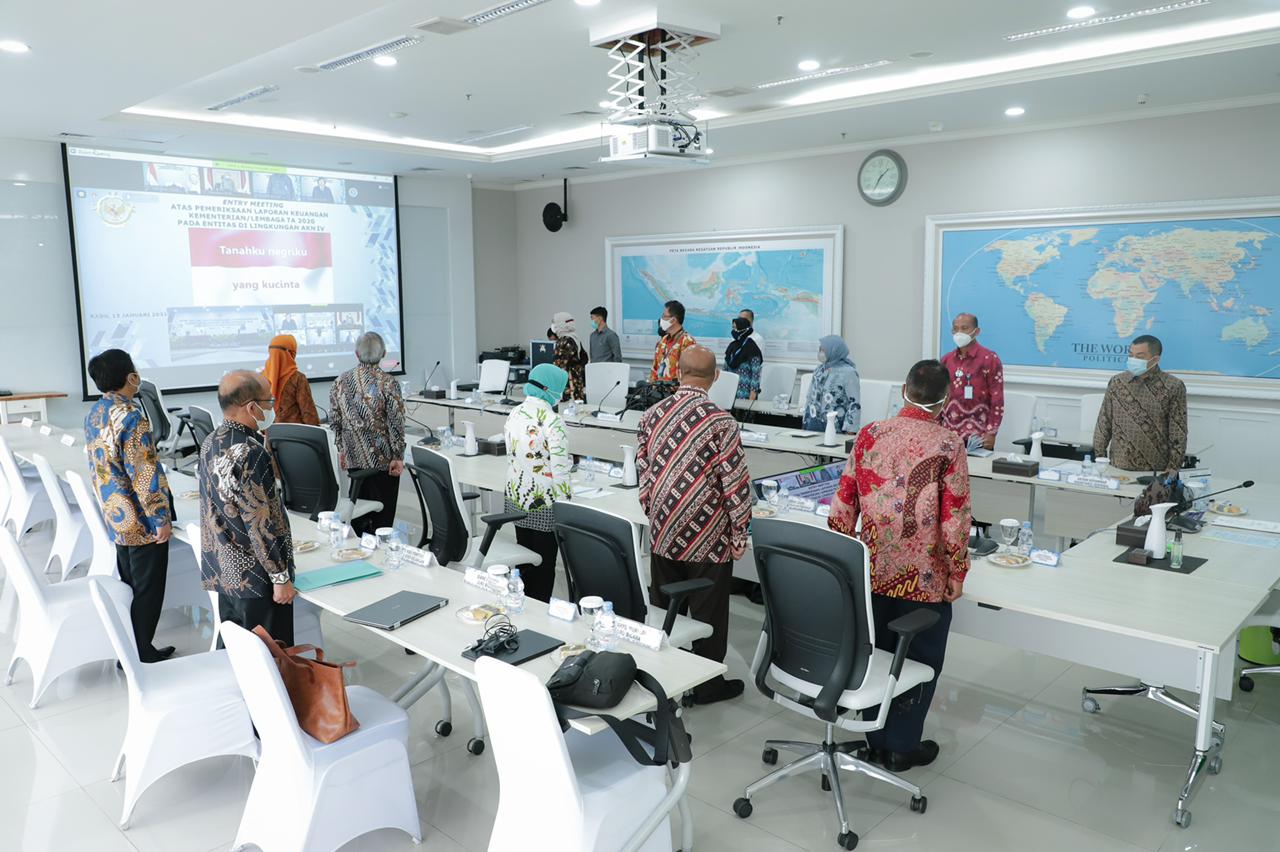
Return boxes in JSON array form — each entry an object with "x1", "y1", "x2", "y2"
[{"x1": 189, "y1": 228, "x2": 334, "y2": 306}]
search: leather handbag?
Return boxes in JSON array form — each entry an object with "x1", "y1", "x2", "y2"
[{"x1": 252, "y1": 626, "x2": 359, "y2": 743}]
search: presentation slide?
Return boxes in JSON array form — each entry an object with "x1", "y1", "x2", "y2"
[{"x1": 64, "y1": 147, "x2": 403, "y2": 394}]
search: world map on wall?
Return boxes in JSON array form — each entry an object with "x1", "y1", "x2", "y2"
[{"x1": 939, "y1": 215, "x2": 1280, "y2": 378}]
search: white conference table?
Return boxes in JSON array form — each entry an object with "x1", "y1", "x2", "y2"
[
  {"x1": 12, "y1": 420, "x2": 1278, "y2": 828},
  {"x1": 2, "y1": 422, "x2": 720, "y2": 852}
]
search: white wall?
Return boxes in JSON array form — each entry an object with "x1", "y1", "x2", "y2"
[
  {"x1": 472, "y1": 188, "x2": 517, "y2": 351},
  {"x1": 478, "y1": 103, "x2": 1280, "y2": 481},
  {"x1": 0, "y1": 141, "x2": 477, "y2": 425}
]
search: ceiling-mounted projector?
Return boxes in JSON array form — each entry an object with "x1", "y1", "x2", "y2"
[{"x1": 604, "y1": 120, "x2": 707, "y2": 165}]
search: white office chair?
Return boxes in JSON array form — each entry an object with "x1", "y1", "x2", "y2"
[
  {"x1": 586, "y1": 362, "x2": 631, "y2": 408},
  {"x1": 759, "y1": 364, "x2": 797, "y2": 404},
  {"x1": 479, "y1": 358, "x2": 512, "y2": 397},
  {"x1": 858, "y1": 379, "x2": 893, "y2": 425},
  {"x1": 734, "y1": 520, "x2": 933, "y2": 849},
  {"x1": 1, "y1": 526, "x2": 129, "y2": 708},
  {"x1": 189, "y1": 522, "x2": 324, "y2": 650},
  {"x1": 997, "y1": 391, "x2": 1039, "y2": 452},
  {"x1": 0, "y1": 435, "x2": 54, "y2": 539},
  {"x1": 33, "y1": 453, "x2": 92, "y2": 581},
  {"x1": 797, "y1": 372, "x2": 814, "y2": 410},
  {"x1": 65, "y1": 470, "x2": 120, "y2": 579},
  {"x1": 162, "y1": 526, "x2": 214, "y2": 622},
  {"x1": 88, "y1": 578, "x2": 258, "y2": 829},
  {"x1": 1079, "y1": 393, "x2": 1105, "y2": 439},
  {"x1": 709, "y1": 370, "x2": 738, "y2": 411},
  {"x1": 476, "y1": 656, "x2": 672, "y2": 852},
  {"x1": 220, "y1": 621, "x2": 421, "y2": 852}
]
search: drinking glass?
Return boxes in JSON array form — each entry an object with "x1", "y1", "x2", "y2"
[
  {"x1": 759, "y1": 479, "x2": 779, "y2": 507},
  {"x1": 386, "y1": 539, "x2": 404, "y2": 571},
  {"x1": 998, "y1": 518, "x2": 1020, "y2": 554},
  {"x1": 376, "y1": 527, "x2": 395, "y2": 551},
  {"x1": 777, "y1": 486, "x2": 791, "y2": 515}
]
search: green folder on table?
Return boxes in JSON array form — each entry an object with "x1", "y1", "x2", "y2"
[{"x1": 294, "y1": 562, "x2": 383, "y2": 592}]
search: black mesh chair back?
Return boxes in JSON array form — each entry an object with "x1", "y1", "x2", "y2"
[
  {"x1": 751, "y1": 518, "x2": 875, "y2": 721},
  {"x1": 408, "y1": 445, "x2": 470, "y2": 565},
  {"x1": 135, "y1": 380, "x2": 171, "y2": 444},
  {"x1": 188, "y1": 405, "x2": 216, "y2": 449},
  {"x1": 264, "y1": 424, "x2": 338, "y2": 521},
  {"x1": 553, "y1": 501, "x2": 647, "y2": 622}
]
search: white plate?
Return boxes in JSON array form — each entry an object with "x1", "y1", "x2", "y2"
[
  {"x1": 456, "y1": 604, "x2": 504, "y2": 624},
  {"x1": 988, "y1": 553, "x2": 1032, "y2": 568},
  {"x1": 330, "y1": 547, "x2": 374, "y2": 562},
  {"x1": 295, "y1": 540, "x2": 321, "y2": 554},
  {"x1": 1209, "y1": 502, "x2": 1248, "y2": 516}
]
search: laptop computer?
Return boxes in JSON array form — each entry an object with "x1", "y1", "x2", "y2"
[{"x1": 343, "y1": 591, "x2": 449, "y2": 631}]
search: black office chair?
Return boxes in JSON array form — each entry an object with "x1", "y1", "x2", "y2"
[
  {"x1": 732, "y1": 518, "x2": 938, "y2": 850},
  {"x1": 135, "y1": 379, "x2": 189, "y2": 464},
  {"x1": 552, "y1": 501, "x2": 712, "y2": 647},
  {"x1": 265, "y1": 424, "x2": 380, "y2": 523},
  {"x1": 406, "y1": 444, "x2": 538, "y2": 569},
  {"x1": 175, "y1": 405, "x2": 217, "y2": 472}
]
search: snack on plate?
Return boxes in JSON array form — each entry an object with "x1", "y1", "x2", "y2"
[
  {"x1": 1210, "y1": 501, "x2": 1246, "y2": 516},
  {"x1": 333, "y1": 547, "x2": 371, "y2": 561},
  {"x1": 752, "y1": 505, "x2": 777, "y2": 519},
  {"x1": 988, "y1": 552, "x2": 1032, "y2": 568},
  {"x1": 295, "y1": 540, "x2": 320, "y2": 554},
  {"x1": 457, "y1": 603, "x2": 504, "y2": 623}
]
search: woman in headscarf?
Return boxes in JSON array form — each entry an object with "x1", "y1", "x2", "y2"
[
  {"x1": 262, "y1": 334, "x2": 319, "y2": 426},
  {"x1": 803, "y1": 334, "x2": 861, "y2": 434},
  {"x1": 724, "y1": 316, "x2": 763, "y2": 400},
  {"x1": 551, "y1": 312, "x2": 588, "y2": 402},
  {"x1": 503, "y1": 363, "x2": 572, "y2": 602}
]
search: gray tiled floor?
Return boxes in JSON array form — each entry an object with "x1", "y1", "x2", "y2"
[{"x1": 3, "y1": 528, "x2": 1278, "y2": 851}]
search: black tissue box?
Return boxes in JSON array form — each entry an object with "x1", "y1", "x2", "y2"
[
  {"x1": 1115, "y1": 516, "x2": 1151, "y2": 549},
  {"x1": 420, "y1": 388, "x2": 445, "y2": 399},
  {"x1": 991, "y1": 457, "x2": 1040, "y2": 477},
  {"x1": 477, "y1": 437, "x2": 506, "y2": 456}
]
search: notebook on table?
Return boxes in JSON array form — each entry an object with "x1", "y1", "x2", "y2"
[
  {"x1": 461, "y1": 629, "x2": 564, "y2": 665},
  {"x1": 293, "y1": 562, "x2": 382, "y2": 592},
  {"x1": 343, "y1": 591, "x2": 449, "y2": 630}
]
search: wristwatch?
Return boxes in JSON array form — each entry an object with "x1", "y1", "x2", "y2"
[{"x1": 269, "y1": 570, "x2": 291, "y2": 585}]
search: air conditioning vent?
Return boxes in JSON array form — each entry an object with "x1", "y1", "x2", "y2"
[
  {"x1": 316, "y1": 35, "x2": 421, "y2": 72},
  {"x1": 414, "y1": 17, "x2": 476, "y2": 35},
  {"x1": 207, "y1": 85, "x2": 279, "y2": 112},
  {"x1": 409, "y1": 166, "x2": 442, "y2": 172},
  {"x1": 57, "y1": 132, "x2": 92, "y2": 139},
  {"x1": 707, "y1": 86, "x2": 754, "y2": 98}
]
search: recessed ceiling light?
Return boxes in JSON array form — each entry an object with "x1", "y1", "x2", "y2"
[
  {"x1": 0, "y1": 40, "x2": 30, "y2": 54},
  {"x1": 598, "y1": 100, "x2": 614, "y2": 109},
  {"x1": 373, "y1": 55, "x2": 398, "y2": 67},
  {"x1": 1067, "y1": 5, "x2": 1097, "y2": 19},
  {"x1": 797, "y1": 59, "x2": 820, "y2": 72},
  {"x1": 1005, "y1": 105, "x2": 1026, "y2": 117},
  {"x1": 12, "y1": 181, "x2": 26, "y2": 187},
  {"x1": 574, "y1": 0, "x2": 601, "y2": 6}
]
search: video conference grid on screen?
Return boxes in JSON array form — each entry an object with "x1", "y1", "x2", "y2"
[{"x1": 64, "y1": 147, "x2": 404, "y2": 394}]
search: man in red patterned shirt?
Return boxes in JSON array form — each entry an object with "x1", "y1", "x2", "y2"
[
  {"x1": 940, "y1": 313, "x2": 1004, "y2": 451},
  {"x1": 648, "y1": 300, "x2": 697, "y2": 383},
  {"x1": 828, "y1": 359, "x2": 971, "y2": 771},
  {"x1": 638, "y1": 346, "x2": 752, "y2": 705}
]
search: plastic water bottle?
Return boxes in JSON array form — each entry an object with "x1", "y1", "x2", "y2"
[
  {"x1": 1082, "y1": 454, "x2": 1094, "y2": 476},
  {"x1": 590, "y1": 601, "x2": 616, "y2": 651},
  {"x1": 583, "y1": 456, "x2": 596, "y2": 482},
  {"x1": 503, "y1": 568, "x2": 525, "y2": 614},
  {"x1": 1017, "y1": 521, "x2": 1034, "y2": 556}
]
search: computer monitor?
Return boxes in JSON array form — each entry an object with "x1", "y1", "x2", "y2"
[
  {"x1": 752, "y1": 460, "x2": 846, "y2": 506},
  {"x1": 530, "y1": 339, "x2": 556, "y2": 368}
]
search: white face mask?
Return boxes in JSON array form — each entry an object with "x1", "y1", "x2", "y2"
[
  {"x1": 659, "y1": 318, "x2": 673, "y2": 332},
  {"x1": 903, "y1": 390, "x2": 947, "y2": 414},
  {"x1": 818, "y1": 351, "x2": 827, "y2": 363},
  {"x1": 952, "y1": 332, "x2": 974, "y2": 349},
  {"x1": 1126, "y1": 356, "x2": 1150, "y2": 376},
  {"x1": 251, "y1": 401, "x2": 275, "y2": 431}
]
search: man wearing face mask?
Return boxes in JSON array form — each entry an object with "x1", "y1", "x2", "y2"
[
  {"x1": 588, "y1": 306, "x2": 622, "y2": 363},
  {"x1": 1093, "y1": 334, "x2": 1187, "y2": 472},
  {"x1": 940, "y1": 313, "x2": 1004, "y2": 451},
  {"x1": 199, "y1": 370, "x2": 297, "y2": 644},
  {"x1": 649, "y1": 299, "x2": 697, "y2": 383},
  {"x1": 84, "y1": 349, "x2": 176, "y2": 663},
  {"x1": 828, "y1": 359, "x2": 970, "y2": 772}
]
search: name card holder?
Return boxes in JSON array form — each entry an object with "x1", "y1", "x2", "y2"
[
  {"x1": 1037, "y1": 469, "x2": 1062, "y2": 482},
  {"x1": 741, "y1": 431, "x2": 770, "y2": 444},
  {"x1": 1065, "y1": 473, "x2": 1120, "y2": 491},
  {"x1": 613, "y1": 616, "x2": 664, "y2": 651},
  {"x1": 463, "y1": 567, "x2": 506, "y2": 596},
  {"x1": 20, "y1": 417, "x2": 34, "y2": 428},
  {"x1": 400, "y1": 546, "x2": 433, "y2": 567},
  {"x1": 547, "y1": 597, "x2": 578, "y2": 622},
  {"x1": 39, "y1": 424, "x2": 53, "y2": 436},
  {"x1": 360, "y1": 532, "x2": 378, "y2": 550},
  {"x1": 595, "y1": 411, "x2": 624, "y2": 423},
  {"x1": 60, "y1": 434, "x2": 76, "y2": 447}
]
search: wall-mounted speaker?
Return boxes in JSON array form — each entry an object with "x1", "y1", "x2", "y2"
[{"x1": 542, "y1": 178, "x2": 568, "y2": 233}]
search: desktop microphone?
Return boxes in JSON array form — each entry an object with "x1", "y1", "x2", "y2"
[
  {"x1": 498, "y1": 374, "x2": 518, "y2": 407},
  {"x1": 741, "y1": 392, "x2": 759, "y2": 425},
  {"x1": 422, "y1": 360, "x2": 441, "y2": 394},
  {"x1": 592, "y1": 381, "x2": 623, "y2": 417},
  {"x1": 1168, "y1": 480, "x2": 1254, "y2": 531},
  {"x1": 406, "y1": 414, "x2": 439, "y2": 446}
]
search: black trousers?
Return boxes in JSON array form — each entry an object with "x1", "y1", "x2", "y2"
[
  {"x1": 115, "y1": 543, "x2": 169, "y2": 663},
  {"x1": 650, "y1": 554, "x2": 733, "y2": 695},
  {"x1": 218, "y1": 592, "x2": 295, "y2": 647},
  {"x1": 353, "y1": 469, "x2": 401, "y2": 536},
  {"x1": 865, "y1": 594, "x2": 953, "y2": 755},
  {"x1": 513, "y1": 527, "x2": 558, "y2": 603}
]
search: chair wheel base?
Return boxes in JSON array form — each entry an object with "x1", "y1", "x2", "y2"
[
  {"x1": 467, "y1": 737, "x2": 485, "y2": 755},
  {"x1": 1081, "y1": 697, "x2": 1101, "y2": 714},
  {"x1": 761, "y1": 747, "x2": 777, "y2": 765},
  {"x1": 435, "y1": 720, "x2": 452, "y2": 737},
  {"x1": 837, "y1": 830, "x2": 859, "y2": 849},
  {"x1": 820, "y1": 774, "x2": 831, "y2": 792},
  {"x1": 1207, "y1": 755, "x2": 1222, "y2": 775},
  {"x1": 910, "y1": 795, "x2": 927, "y2": 814},
  {"x1": 733, "y1": 798, "x2": 752, "y2": 819},
  {"x1": 1174, "y1": 808, "x2": 1191, "y2": 829},
  {"x1": 1239, "y1": 675, "x2": 1254, "y2": 692}
]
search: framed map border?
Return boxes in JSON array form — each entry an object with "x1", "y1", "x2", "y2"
[
  {"x1": 606, "y1": 225, "x2": 844, "y2": 366},
  {"x1": 923, "y1": 197, "x2": 1280, "y2": 399}
]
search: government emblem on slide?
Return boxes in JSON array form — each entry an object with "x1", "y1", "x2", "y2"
[{"x1": 96, "y1": 194, "x2": 134, "y2": 227}]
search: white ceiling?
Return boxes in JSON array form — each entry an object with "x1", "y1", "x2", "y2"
[{"x1": 2, "y1": 0, "x2": 1279, "y2": 185}]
